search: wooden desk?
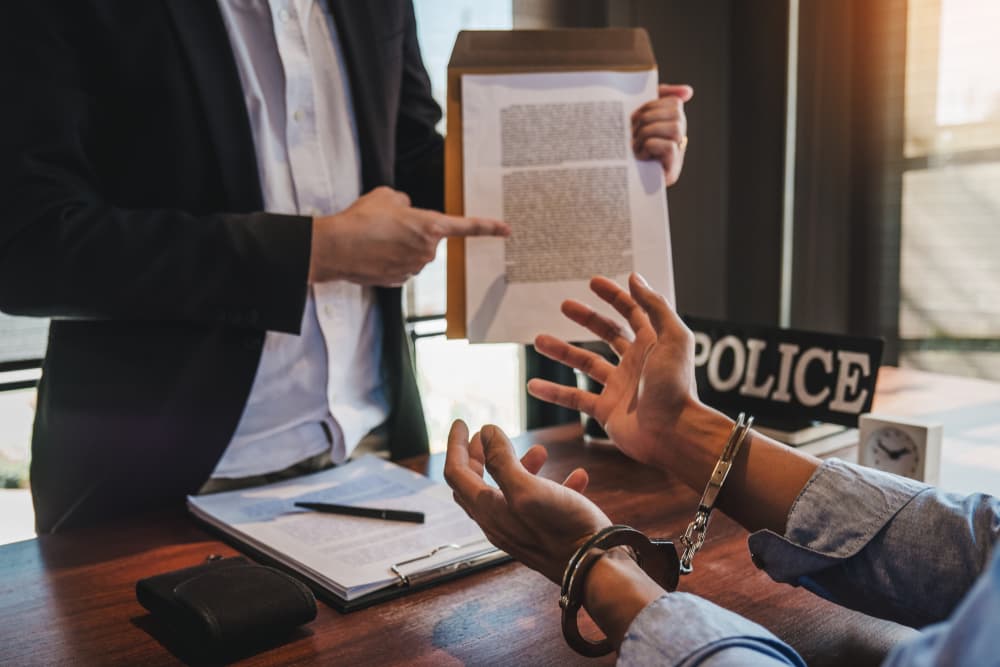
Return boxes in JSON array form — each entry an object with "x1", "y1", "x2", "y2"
[
  {"x1": 871, "y1": 367, "x2": 1000, "y2": 497},
  {"x1": 2, "y1": 366, "x2": 997, "y2": 666}
]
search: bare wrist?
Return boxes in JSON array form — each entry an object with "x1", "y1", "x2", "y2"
[
  {"x1": 308, "y1": 214, "x2": 347, "y2": 284},
  {"x1": 660, "y1": 402, "x2": 821, "y2": 534},
  {"x1": 658, "y1": 399, "x2": 735, "y2": 491}
]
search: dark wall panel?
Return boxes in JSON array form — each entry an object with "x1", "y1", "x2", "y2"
[
  {"x1": 791, "y1": 0, "x2": 854, "y2": 333},
  {"x1": 512, "y1": 0, "x2": 791, "y2": 325},
  {"x1": 613, "y1": 1, "x2": 733, "y2": 319},
  {"x1": 725, "y1": 1, "x2": 789, "y2": 326}
]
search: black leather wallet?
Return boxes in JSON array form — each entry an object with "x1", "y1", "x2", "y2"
[{"x1": 136, "y1": 557, "x2": 317, "y2": 649}]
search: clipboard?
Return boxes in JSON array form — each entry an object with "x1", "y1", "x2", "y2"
[
  {"x1": 445, "y1": 28, "x2": 657, "y2": 338},
  {"x1": 186, "y1": 456, "x2": 510, "y2": 613},
  {"x1": 196, "y1": 519, "x2": 511, "y2": 613}
]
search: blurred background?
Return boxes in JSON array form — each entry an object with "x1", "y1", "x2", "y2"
[{"x1": 2, "y1": 0, "x2": 998, "y2": 544}]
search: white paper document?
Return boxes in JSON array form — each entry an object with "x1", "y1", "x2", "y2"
[
  {"x1": 188, "y1": 456, "x2": 503, "y2": 602},
  {"x1": 462, "y1": 69, "x2": 674, "y2": 343}
]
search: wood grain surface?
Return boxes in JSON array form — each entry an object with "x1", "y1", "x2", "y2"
[{"x1": 7, "y1": 365, "x2": 990, "y2": 666}]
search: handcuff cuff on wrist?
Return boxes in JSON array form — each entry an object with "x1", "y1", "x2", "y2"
[
  {"x1": 559, "y1": 525, "x2": 679, "y2": 657},
  {"x1": 559, "y1": 413, "x2": 754, "y2": 657}
]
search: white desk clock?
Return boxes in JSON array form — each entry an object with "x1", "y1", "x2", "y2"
[{"x1": 858, "y1": 413, "x2": 943, "y2": 483}]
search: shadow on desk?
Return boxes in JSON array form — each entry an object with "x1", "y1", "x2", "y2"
[
  {"x1": 131, "y1": 615, "x2": 314, "y2": 667},
  {"x1": 35, "y1": 507, "x2": 210, "y2": 569}
]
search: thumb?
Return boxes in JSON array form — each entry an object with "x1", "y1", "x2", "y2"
[
  {"x1": 659, "y1": 83, "x2": 694, "y2": 102},
  {"x1": 480, "y1": 425, "x2": 532, "y2": 499}
]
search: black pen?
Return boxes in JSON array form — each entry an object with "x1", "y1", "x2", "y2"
[{"x1": 294, "y1": 501, "x2": 425, "y2": 524}]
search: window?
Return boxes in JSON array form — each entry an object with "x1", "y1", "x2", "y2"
[
  {"x1": 0, "y1": 314, "x2": 45, "y2": 544},
  {"x1": 899, "y1": 0, "x2": 1000, "y2": 379},
  {"x1": 408, "y1": 0, "x2": 523, "y2": 452}
]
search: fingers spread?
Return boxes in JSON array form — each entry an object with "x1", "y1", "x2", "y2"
[
  {"x1": 520, "y1": 444, "x2": 548, "y2": 476},
  {"x1": 628, "y1": 272, "x2": 679, "y2": 335},
  {"x1": 589, "y1": 276, "x2": 650, "y2": 336},
  {"x1": 533, "y1": 334, "x2": 613, "y2": 385},
  {"x1": 560, "y1": 299, "x2": 631, "y2": 356},
  {"x1": 526, "y1": 378, "x2": 599, "y2": 417}
]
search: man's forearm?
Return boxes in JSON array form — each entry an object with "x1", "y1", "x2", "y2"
[
  {"x1": 0, "y1": 207, "x2": 311, "y2": 334},
  {"x1": 661, "y1": 400, "x2": 821, "y2": 535}
]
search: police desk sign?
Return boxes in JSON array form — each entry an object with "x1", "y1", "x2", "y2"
[{"x1": 685, "y1": 317, "x2": 884, "y2": 427}]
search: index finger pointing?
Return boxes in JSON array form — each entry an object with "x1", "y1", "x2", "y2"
[{"x1": 417, "y1": 209, "x2": 511, "y2": 238}]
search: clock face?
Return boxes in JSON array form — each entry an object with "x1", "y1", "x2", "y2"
[{"x1": 865, "y1": 427, "x2": 920, "y2": 477}]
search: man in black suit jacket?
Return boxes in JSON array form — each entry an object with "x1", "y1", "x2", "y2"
[{"x1": 0, "y1": 1, "x2": 506, "y2": 532}]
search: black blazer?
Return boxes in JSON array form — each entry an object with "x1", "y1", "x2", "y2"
[{"x1": 0, "y1": 0, "x2": 440, "y2": 532}]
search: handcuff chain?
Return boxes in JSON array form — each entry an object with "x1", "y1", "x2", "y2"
[
  {"x1": 679, "y1": 511, "x2": 708, "y2": 573},
  {"x1": 678, "y1": 413, "x2": 753, "y2": 574}
]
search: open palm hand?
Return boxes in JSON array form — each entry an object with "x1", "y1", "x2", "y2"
[
  {"x1": 527, "y1": 274, "x2": 698, "y2": 470},
  {"x1": 444, "y1": 421, "x2": 611, "y2": 584}
]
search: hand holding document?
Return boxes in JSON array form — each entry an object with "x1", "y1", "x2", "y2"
[{"x1": 461, "y1": 69, "x2": 675, "y2": 343}]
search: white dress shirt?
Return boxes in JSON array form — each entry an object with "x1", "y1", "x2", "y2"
[{"x1": 212, "y1": 0, "x2": 389, "y2": 478}]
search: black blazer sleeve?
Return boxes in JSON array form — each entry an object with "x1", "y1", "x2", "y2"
[
  {"x1": 392, "y1": 1, "x2": 444, "y2": 212},
  {"x1": 0, "y1": 4, "x2": 310, "y2": 335}
]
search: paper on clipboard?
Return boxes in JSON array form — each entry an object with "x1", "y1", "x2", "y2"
[
  {"x1": 187, "y1": 456, "x2": 506, "y2": 605},
  {"x1": 461, "y1": 69, "x2": 674, "y2": 344}
]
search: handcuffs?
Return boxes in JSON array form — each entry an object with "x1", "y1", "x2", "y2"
[{"x1": 559, "y1": 413, "x2": 754, "y2": 657}]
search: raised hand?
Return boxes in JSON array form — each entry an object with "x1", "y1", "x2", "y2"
[
  {"x1": 632, "y1": 84, "x2": 693, "y2": 187},
  {"x1": 527, "y1": 273, "x2": 697, "y2": 471},
  {"x1": 444, "y1": 420, "x2": 610, "y2": 584},
  {"x1": 309, "y1": 186, "x2": 510, "y2": 286}
]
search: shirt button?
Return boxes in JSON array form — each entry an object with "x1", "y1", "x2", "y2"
[
  {"x1": 293, "y1": 109, "x2": 304, "y2": 123},
  {"x1": 278, "y1": 8, "x2": 290, "y2": 22},
  {"x1": 323, "y1": 305, "x2": 334, "y2": 318}
]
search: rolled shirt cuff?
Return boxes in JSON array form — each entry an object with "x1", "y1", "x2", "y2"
[
  {"x1": 747, "y1": 459, "x2": 929, "y2": 584},
  {"x1": 618, "y1": 593, "x2": 804, "y2": 666}
]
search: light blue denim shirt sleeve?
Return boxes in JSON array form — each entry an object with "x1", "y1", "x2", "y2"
[
  {"x1": 618, "y1": 593, "x2": 804, "y2": 666},
  {"x1": 618, "y1": 459, "x2": 1000, "y2": 666},
  {"x1": 747, "y1": 459, "x2": 1000, "y2": 626}
]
